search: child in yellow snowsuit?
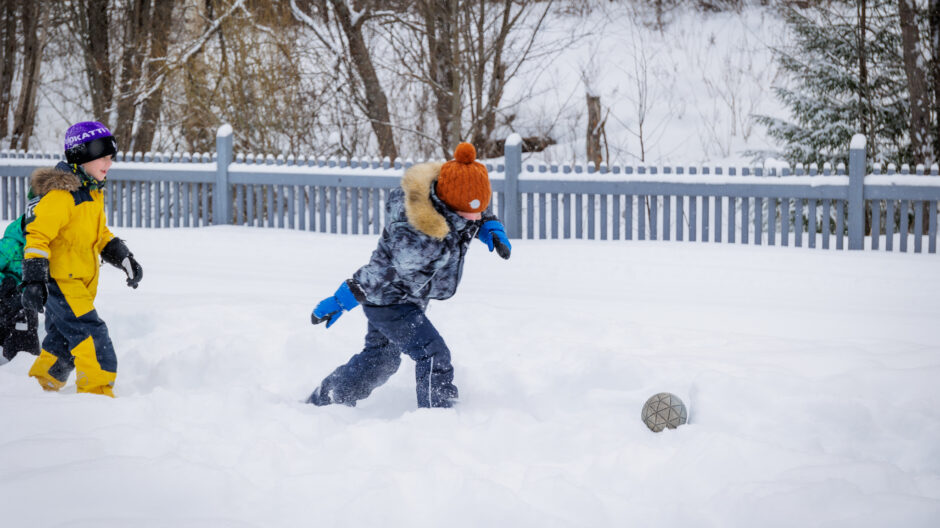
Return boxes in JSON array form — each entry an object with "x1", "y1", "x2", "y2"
[{"x1": 20, "y1": 121, "x2": 143, "y2": 396}]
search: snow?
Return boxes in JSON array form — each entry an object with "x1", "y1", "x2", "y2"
[
  {"x1": 851, "y1": 134, "x2": 867, "y2": 151},
  {"x1": 1, "y1": 226, "x2": 939, "y2": 526}
]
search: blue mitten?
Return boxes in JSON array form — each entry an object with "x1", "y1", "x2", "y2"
[
  {"x1": 311, "y1": 281, "x2": 360, "y2": 328},
  {"x1": 477, "y1": 220, "x2": 511, "y2": 259}
]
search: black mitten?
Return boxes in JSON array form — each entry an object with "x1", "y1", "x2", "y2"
[
  {"x1": 101, "y1": 237, "x2": 143, "y2": 288},
  {"x1": 20, "y1": 258, "x2": 48, "y2": 313},
  {"x1": 0, "y1": 276, "x2": 18, "y2": 314},
  {"x1": 2, "y1": 308, "x2": 40, "y2": 360},
  {"x1": 0, "y1": 275, "x2": 16, "y2": 297}
]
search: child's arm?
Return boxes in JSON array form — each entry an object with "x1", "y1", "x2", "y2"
[
  {"x1": 23, "y1": 191, "x2": 73, "y2": 261},
  {"x1": 476, "y1": 215, "x2": 511, "y2": 260},
  {"x1": 0, "y1": 236, "x2": 19, "y2": 276}
]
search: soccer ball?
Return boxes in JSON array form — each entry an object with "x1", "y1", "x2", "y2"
[{"x1": 641, "y1": 392, "x2": 688, "y2": 432}]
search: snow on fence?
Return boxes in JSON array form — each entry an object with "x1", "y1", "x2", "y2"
[{"x1": 1, "y1": 127, "x2": 939, "y2": 253}]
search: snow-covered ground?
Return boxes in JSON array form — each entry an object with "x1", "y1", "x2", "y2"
[{"x1": 1, "y1": 226, "x2": 938, "y2": 527}]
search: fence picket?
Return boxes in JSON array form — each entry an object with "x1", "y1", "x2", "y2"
[
  {"x1": 263, "y1": 187, "x2": 271, "y2": 228},
  {"x1": 794, "y1": 199, "x2": 803, "y2": 247},
  {"x1": 676, "y1": 194, "x2": 688, "y2": 242},
  {"x1": 525, "y1": 193, "x2": 534, "y2": 239},
  {"x1": 768, "y1": 198, "x2": 777, "y2": 246},
  {"x1": 702, "y1": 195, "x2": 710, "y2": 242},
  {"x1": 727, "y1": 196, "x2": 735, "y2": 244},
  {"x1": 624, "y1": 195, "x2": 633, "y2": 240},
  {"x1": 662, "y1": 195, "x2": 671, "y2": 241},
  {"x1": 184, "y1": 182, "x2": 192, "y2": 227},
  {"x1": 807, "y1": 199, "x2": 817, "y2": 248},
  {"x1": 638, "y1": 195, "x2": 647, "y2": 241},
  {"x1": 900, "y1": 200, "x2": 910, "y2": 252},
  {"x1": 576, "y1": 194, "x2": 584, "y2": 239},
  {"x1": 290, "y1": 185, "x2": 298, "y2": 230},
  {"x1": 929, "y1": 201, "x2": 937, "y2": 253},
  {"x1": 715, "y1": 196, "x2": 722, "y2": 243},
  {"x1": 836, "y1": 200, "x2": 845, "y2": 250},
  {"x1": 348, "y1": 188, "x2": 358, "y2": 234}
]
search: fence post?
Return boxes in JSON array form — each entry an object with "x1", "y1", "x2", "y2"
[
  {"x1": 503, "y1": 133, "x2": 522, "y2": 239},
  {"x1": 848, "y1": 134, "x2": 866, "y2": 250},
  {"x1": 214, "y1": 124, "x2": 233, "y2": 225}
]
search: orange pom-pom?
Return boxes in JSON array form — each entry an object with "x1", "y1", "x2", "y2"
[{"x1": 453, "y1": 142, "x2": 476, "y2": 164}]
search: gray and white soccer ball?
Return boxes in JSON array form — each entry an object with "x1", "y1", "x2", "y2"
[{"x1": 641, "y1": 392, "x2": 688, "y2": 432}]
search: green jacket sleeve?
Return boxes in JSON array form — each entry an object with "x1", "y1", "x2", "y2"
[{"x1": 0, "y1": 218, "x2": 26, "y2": 282}]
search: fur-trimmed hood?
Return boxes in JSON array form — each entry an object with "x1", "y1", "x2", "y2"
[
  {"x1": 401, "y1": 161, "x2": 449, "y2": 239},
  {"x1": 30, "y1": 165, "x2": 80, "y2": 197},
  {"x1": 350, "y1": 161, "x2": 484, "y2": 306}
]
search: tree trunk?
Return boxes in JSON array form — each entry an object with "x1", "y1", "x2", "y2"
[
  {"x1": 0, "y1": 0, "x2": 17, "y2": 140},
  {"x1": 9, "y1": 1, "x2": 45, "y2": 150},
  {"x1": 329, "y1": 0, "x2": 397, "y2": 160},
  {"x1": 856, "y1": 0, "x2": 872, "y2": 159},
  {"x1": 930, "y1": 0, "x2": 940, "y2": 159},
  {"x1": 423, "y1": 0, "x2": 460, "y2": 157},
  {"x1": 468, "y1": 0, "x2": 511, "y2": 158},
  {"x1": 586, "y1": 93, "x2": 603, "y2": 167},
  {"x1": 338, "y1": 0, "x2": 397, "y2": 160},
  {"x1": 852, "y1": 0, "x2": 875, "y2": 159},
  {"x1": 180, "y1": 0, "x2": 213, "y2": 154},
  {"x1": 115, "y1": 0, "x2": 151, "y2": 149},
  {"x1": 83, "y1": 0, "x2": 113, "y2": 125},
  {"x1": 133, "y1": 0, "x2": 174, "y2": 152},
  {"x1": 898, "y1": 0, "x2": 932, "y2": 164}
]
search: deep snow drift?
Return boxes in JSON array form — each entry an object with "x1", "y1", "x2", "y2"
[{"x1": 1, "y1": 226, "x2": 938, "y2": 527}]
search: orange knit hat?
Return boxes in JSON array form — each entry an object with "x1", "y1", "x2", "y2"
[{"x1": 436, "y1": 142, "x2": 491, "y2": 213}]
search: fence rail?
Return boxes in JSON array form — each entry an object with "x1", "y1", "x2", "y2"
[{"x1": 1, "y1": 127, "x2": 938, "y2": 253}]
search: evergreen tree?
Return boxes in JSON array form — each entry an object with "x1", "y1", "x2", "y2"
[{"x1": 757, "y1": 1, "x2": 910, "y2": 166}]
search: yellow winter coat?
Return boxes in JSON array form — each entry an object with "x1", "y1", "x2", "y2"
[{"x1": 23, "y1": 163, "x2": 114, "y2": 291}]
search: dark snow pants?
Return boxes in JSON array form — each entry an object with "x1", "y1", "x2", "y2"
[
  {"x1": 310, "y1": 303, "x2": 458, "y2": 408},
  {"x1": 28, "y1": 279, "x2": 117, "y2": 396},
  {"x1": 0, "y1": 286, "x2": 40, "y2": 360}
]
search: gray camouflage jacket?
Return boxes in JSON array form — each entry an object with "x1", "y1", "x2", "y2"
[{"x1": 349, "y1": 161, "x2": 491, "y2": 307}]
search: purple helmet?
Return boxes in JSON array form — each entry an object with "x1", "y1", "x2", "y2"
[{"x1": 64, "y1": 121, "x2": 117, "y2": 165}]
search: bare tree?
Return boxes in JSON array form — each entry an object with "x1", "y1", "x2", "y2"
[
  {"x1": 177, "y1": 0, "x2": 214, "y2": 153},
  {"x1": 0, "y1": 0, "x2": 16, "y2": 140},
  {"x1": 63, "y1": 0, "x2": 114, "y2": 125},
  {"x1": 930, "y1": 0, "x2": 940, "y2": 158},
  {"x1": 612, "y1": 22, "x2": 671, "y2": 164},
  {"x1": 420, "y1": 0, "x2": 461, "y2": 154},
  {"x1": 114, "y1": 0, "x2": 151, "y2": 148},
  {"x1": 132, "y1": 0, "x2": 174, "y2": 152},
  {"x1": 153, "y1": 0, "x2": 333, "y2": 155},
  {"x1": 857, "y1": 0, "x2": 872, "y2": 151},
  {"x1": 898, "y1": 0, "x2": 932, "y2": 164},
  {"x1": 290, "y1": 0, "x2": 398, "y2": 160},
  {"x1": 462, "y1": 0, "x2": 554, "y2": 158},
  {"x1": 394, "y1": 0, "x2": 556, "y2": 158},
  {"x1": 9, "y1": 0, "x2": 48, "y2": 150}
]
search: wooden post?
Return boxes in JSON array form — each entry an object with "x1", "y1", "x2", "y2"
[
  {"x1": 503, "y1": 133, "x2": 522, "y2": 239},
  {"x1": 586, "y1": 93, "x2": 603, "y2": 168},
  {"x1": 848, "y1": 134, "x2": 866, "y2": 250},
  {"x1": 214, "y1": 124, "x2": 233, "y2": 225}
]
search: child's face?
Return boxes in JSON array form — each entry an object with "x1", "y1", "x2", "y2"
[
  {"x1": 456, "y1": 211, "x2": 482, "y2": 221},
  {"x1": 82, "y1": 155, "x2": 113, "y2": 182}
]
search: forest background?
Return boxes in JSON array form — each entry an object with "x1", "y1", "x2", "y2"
[{"x1": 0, "y1": 0, "x2": 937, "y2": 168}]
